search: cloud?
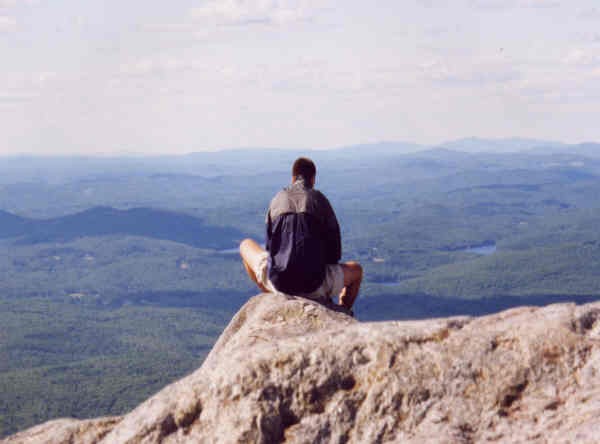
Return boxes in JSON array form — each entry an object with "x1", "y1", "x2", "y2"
[
  {"x1": 0, "y1": 71, "x2": 57, "y2": 104},
  {"x1": 0, "y1": 15, "x2": 16, "y2": 32},
  {"x1": 518, "y1": 81, "x2": 600, "y2": 104},
  {"x1": 113, "y1": 54, "x2": 412, "y2": 100},
  {"x1": 118, "y1": 57, "x2": 206, "y2": 77},
  {"x1": 417, "y1": 0, "x2": 447, "y2": 7},
  {"x1": 0, "y1": 0, "x2": 38, "y2": 9},
  {"x1": 33, "y1": 71, "x2": 57, "y2": 87},
  {"x1": 517, "y1": 0, "x2": 560, "y2": 7},
  {"x1": 468, "y1": 0, "x2": 560, "y2": 10},
  {"x1": 516, "y1": 47, "x2": 600, "y2": 105},
  {"x1": 422, "y1": 0, "x2": 560, "y2": 11},
  {"x1": 577, "y1": 7, "x2": 600, "y2": 20},
  {"x1": 0, "y1": 91, "x2": 37, "y2": 102},
  {"x1": 419, "y1": 58, "x2": 519, "y2": 86},
  {"x1": 576, "y1": 31, "x2": 600, "y2": 44},
  {"x1": 139, "y1": 23, "x2": 197, "y2": 34},
  {"x1": 189, "y1": 0, "x2": 326, "y2": 26},
  {"x1": 0, "y1": 0, "x2": 40, "y2": 32},
  {"x1": 562, "y1": 48, "x2": 600, "y2": 66}
]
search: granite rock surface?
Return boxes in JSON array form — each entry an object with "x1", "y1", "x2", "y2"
[{"x1": 4, "y1": 293, "x2": 600, "y2": 443}]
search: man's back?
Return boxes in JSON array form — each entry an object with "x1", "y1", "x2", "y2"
[
  {"x1": 239, "y1": 156, "x2": 362, "y2": 311},
  {"x1": 266, "y1": 178, "x2": 341, "y2": 294}
]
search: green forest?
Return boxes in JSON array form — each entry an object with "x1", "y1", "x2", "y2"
[{"x1": 2, "y1": 144, "x2": 600, "y2": 436}]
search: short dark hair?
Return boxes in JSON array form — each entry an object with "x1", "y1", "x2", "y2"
[{"x1": 292, "y1": 157, "x2": 316, "y2": 181}]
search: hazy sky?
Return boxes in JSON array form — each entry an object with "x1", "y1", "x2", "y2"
[{"x1": 2, "y1": 0, "x2": 600, "y2": 155}]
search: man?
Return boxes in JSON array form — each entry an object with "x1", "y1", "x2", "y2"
[{"x1": 239, "y1": 157, "x2": 362, "y2": 312}]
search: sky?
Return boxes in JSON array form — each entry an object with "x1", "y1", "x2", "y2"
[{"x1": 1, "y1": 0, "x2": 600, "y2": 155}]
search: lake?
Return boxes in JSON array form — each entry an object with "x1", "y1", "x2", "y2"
[{"x1": 464, "y1": 244, "x2": 497, "y2": 255}]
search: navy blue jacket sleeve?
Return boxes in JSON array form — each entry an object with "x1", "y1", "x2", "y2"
[{"x1": 319, "y1": 194, "x2": 341, "y2": 264}]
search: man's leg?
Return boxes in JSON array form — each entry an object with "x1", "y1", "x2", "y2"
[
  {"x1": 339, "y1": 261, "x2": 363, "y2": 309},
  {"x1": 239, "y1": 238, "x2": 269, "y2": 292}
]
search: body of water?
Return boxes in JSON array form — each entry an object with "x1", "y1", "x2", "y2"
[
  {"x1": 464, "y1": 244, "x2": 497, "y2": 255},
  {"x1": 218, "y1": 247, "x2": 240, "y2": 255}
]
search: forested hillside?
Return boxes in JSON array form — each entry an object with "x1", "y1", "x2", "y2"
[{"x1": 2, "y1": 141, "x2": 600, "y2": 436}]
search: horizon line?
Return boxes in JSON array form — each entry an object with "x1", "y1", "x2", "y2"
[{"x1": 2, "y1": 136, "x2": 597, "y2": 159}]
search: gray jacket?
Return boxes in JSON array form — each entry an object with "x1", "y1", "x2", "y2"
[{"x1": 266, "y1": 178, "x2": 341, "y2": 294}]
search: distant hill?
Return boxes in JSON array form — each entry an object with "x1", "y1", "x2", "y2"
[
  {"x1": 529, "y1": 142, "x2": 600, "y2": 158},
  {"x1": 0, "y1": 207, "x2": 244, "y2": 249},
  {"x1": 438, "y1": 137, "x2": 566, "y2": 153},
  {"x1": 1, "y1": 138, "x2": 598, "y2": 184},
  {"x1": 0, "y1": 210, "x2": 29, "y2": 238}
]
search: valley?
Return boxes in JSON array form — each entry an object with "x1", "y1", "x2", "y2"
[{"x1": 2, "y1": 141, "x2": 600, "y2": 437}]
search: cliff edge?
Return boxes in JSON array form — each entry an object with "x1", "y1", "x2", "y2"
[{"x1": 4, "y1": 293, "x2": 600, "y2": 443}]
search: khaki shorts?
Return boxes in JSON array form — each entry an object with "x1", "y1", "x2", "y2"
[{"x1": 249, "y1": 251, "x2": 345, "y2": 303}]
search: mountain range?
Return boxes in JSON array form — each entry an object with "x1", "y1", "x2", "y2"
[
  {"x1": 0, "y1": 206, "x2": 244, "y2": 250},
  {"x1": 1, "y1": 138, "x2": 599, "y2": 185},
  {"x1": 2, "y1": 140, "x2": 600, "y2": 438}
]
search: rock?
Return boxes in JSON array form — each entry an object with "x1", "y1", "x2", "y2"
[
  {"x1": 4, "y1": 293, "x2": 600, "y2": 443},
  {"x1": 2, "y1": 417, "x2": 120, "y2": 444}
]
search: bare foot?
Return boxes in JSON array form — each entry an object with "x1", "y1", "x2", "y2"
[{"x1": 338, "y1": 286, "x2": 348, "y2": 307}]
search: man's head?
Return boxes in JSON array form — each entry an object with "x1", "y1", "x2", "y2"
[{"x1": 292, "y1": 157, "x2": 316, "y2": 188}]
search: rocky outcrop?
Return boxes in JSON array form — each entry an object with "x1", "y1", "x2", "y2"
[
  {"x1": 2, "y1": 418, "x2": 120, "y2": 444},
  {"x1": 4, "y1": 293, "x2": 600, "y2": 443}
]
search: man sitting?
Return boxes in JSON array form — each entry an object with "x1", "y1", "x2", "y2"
[{"x1": 239, "y1": 157, "x2": 362, "y2": 312}]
